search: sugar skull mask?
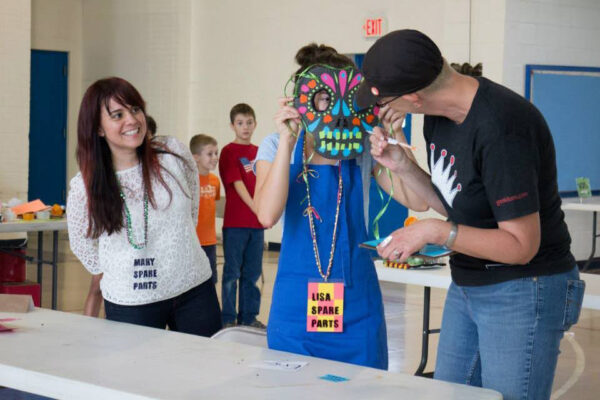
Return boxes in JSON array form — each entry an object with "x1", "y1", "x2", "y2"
[{"x1": 293, "y1": 65, "x2": 380, "y2": 160}]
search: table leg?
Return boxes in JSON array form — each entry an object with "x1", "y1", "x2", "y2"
[
  {"x1": 582, "y1": 211, "x2": 598, "y2": 272},
  {"x1": 52, "y1": 231, "x2": 58, "y2": 310},
  {"x1": 415, "y1": 286, "x2": 440, "y2": 377},
  {"x1": 37, "y1": 231, "x2": 43, "y2": 303}
]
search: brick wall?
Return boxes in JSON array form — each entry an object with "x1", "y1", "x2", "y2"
[
  {"x1": 0, "y1": 0, "x2": 31, "y2": 203},
  {"x1": 503, "y1": 0, "x2": 600, "y2": 260},
  {"x1": 31, "y1": 0, "x2": 83, "y2": 185}
]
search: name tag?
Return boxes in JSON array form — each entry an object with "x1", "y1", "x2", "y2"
[
  {"x1": 306, "y1": 281, "x2": 344, "y2": 332},
  {"x1": 132, "y1": 256, "x2": 158, "y2": 291}
]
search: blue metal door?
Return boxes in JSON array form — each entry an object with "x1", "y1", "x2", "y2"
[{"x1": 29, "y1": 50, "x2": 68, "y2": 205}]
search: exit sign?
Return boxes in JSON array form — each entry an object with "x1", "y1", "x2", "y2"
[{"x1": 363, "y1": 17, "x2": 386, "y2": 38}]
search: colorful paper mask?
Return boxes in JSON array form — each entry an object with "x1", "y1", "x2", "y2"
[{"x1": 293, "y1": 65, "x2": 380, "y2": 160}]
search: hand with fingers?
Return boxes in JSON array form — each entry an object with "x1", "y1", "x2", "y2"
[
  {"x1": 369, "y1": 125, "x2": 409, "y2": 174},
  {"x1": 378, "y1": 105, "x2": 406, "y2": 138},
  {"x1": 376, "y1": 220, "x2": 435, "y2": 261},
  {"x1": 275, "y1": 97, "x2": 301, "y2": 144}
]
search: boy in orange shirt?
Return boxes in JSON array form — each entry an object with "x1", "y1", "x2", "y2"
[{"x1": 190, "y1": 134, "x2": 221, "y2": 284}]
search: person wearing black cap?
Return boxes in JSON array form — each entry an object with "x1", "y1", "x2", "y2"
[{"x1": 359, "y1": 29, "x2": 585, "y2": 399}]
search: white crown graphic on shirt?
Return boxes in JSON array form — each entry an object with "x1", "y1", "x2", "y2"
[{"x1": 429, "y1": 143, "x2": 462, "y2": 207}]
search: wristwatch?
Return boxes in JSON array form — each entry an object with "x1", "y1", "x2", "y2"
[{"x1": 444, "y1": 221, "x2": 458, "y2": 248}]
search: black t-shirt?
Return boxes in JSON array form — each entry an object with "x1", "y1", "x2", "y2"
[{"x1": 424, "y1": 77, "x2": 574, "y2": 286}]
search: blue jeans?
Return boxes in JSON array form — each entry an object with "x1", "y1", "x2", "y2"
[
  {"x1": 221, "y1": 228, "x2": 264, "y2": 325},
  {"x1": 104, "y1": 279, "x2": 222, "y2": 337},
  {"x1": 202, "y1": 244, "x2": 218, "y2": 284},
  {"x1": 434, "y1": 266, "x2": 585, "y2": 400}
]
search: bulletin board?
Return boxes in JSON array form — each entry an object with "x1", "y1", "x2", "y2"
[{"x1": 525, "y1": 65, "x2": 600, "y2": 195}]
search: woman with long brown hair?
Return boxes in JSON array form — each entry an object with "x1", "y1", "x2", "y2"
[{"x1": 68, "y1": 77, "x2": 221, "y2": 335}]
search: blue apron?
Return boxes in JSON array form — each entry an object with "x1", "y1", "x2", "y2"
[{"x1": 267, "y1": 130, "x2": 388, "y2": 370}]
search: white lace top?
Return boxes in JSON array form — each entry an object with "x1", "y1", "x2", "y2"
[{"x1": 67, "y1": 136, "x2": 211, "y2": 305}]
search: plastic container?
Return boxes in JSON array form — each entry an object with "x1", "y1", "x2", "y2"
[
  {"x1": 0, "y1": 239, "x2": 27, "y2": 283},
  {"x1": 0, "y1": 281, "x2": 41, "y2": 307}
]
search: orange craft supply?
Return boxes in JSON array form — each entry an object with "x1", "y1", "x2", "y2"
[
  {"x1": 50, "y1": 204, "x2": 63, "y2": 217},
  {"x1": 10, "y1": 199, "x2": 48, "y2": 216},
  {"x1": 323, "y1": 115, "x2": 332, "y2": 123},
  {"x1": 307, "y1": 80, "x2": 317, "y2": 88},
  {"x1": 385, "y1": 260, "x2": 410, "y2": 269},
  {"x1": 404, "y1": 216, "x2": 418, "y2": 227}
]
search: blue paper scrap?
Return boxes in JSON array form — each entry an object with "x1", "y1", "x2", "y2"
[{"x1": 319, "y1": 374, "x2": 349, "y2": 382}]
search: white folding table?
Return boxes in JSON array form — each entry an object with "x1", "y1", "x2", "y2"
[
  {"x1": 0, "y1": 219, "x2": 67, "y2": 309},
  {"x1": 562, "y1": 196, "x2": 600, "y2": 271},
  {"x1": 0, "y1": 308, "x2": 502, "y2": 400}
]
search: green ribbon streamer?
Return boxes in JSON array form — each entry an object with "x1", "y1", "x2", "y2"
[
  {"x1": 372, "y1": 167, "x2": 394, "y2": 240},
  {"x1": 371, "y1": 124, "x2": 400, "y2": 240}
]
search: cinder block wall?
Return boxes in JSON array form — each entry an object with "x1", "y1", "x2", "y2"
[{"x1": 0, "y1": 0, "x2": 31, "y2": 203}]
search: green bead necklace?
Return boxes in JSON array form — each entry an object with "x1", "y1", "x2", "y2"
[
  {"x1": 302, "y1": 135, "x2": 343, "y2": 282},
  {"x1": 120, "y1": 189, "x2": 148, "y2": 250}
]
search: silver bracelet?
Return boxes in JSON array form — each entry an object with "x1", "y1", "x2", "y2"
[{"x1": 444, "y1": 221, "x2": 458, "y2": 248}]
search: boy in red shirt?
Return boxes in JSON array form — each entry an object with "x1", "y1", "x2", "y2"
[
  {"x1": 190, "y1": 134, "x2": 221, "y2": 285},
  {"x1": 218, "y1": 103, "x2": 265, "y2": 328}
]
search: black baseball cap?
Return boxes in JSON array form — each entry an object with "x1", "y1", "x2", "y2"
[{"x1": 357, "y1": 29, "x2": 443, "y2": 108}]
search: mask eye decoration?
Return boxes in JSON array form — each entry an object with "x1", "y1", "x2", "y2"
[{"x1": 293, "y1": 65, "x2": 380, "y2": 160}]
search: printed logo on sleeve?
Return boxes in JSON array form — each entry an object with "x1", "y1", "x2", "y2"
[
  {"x1": 496, "y1": 192, "x2": 528, "y2": 207},
  {"x1": 239, "y1": 157, "x2": 255, "y2": 173}
]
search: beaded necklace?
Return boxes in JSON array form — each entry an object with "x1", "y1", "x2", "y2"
[
  {"x1": 302, "y1": 134, "x2": 343, "y2": 282},
  {"x1": 120, "y1": 188, "x2": 148, "y2": 250}
]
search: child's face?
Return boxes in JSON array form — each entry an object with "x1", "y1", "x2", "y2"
[
  {"x1": 194, "y1": 144, "x2": 219, "y2": 172},
  {"x1": 230, "y1": 113, "x2": 256, "y2": 143},
  {"x1": 313, "y1": 90, "x2": 331, "y2": 112}
]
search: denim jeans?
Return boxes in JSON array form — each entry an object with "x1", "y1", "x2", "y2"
[
  {"x1": 202, "y1": 244, "x2": 218, "y2": 284},
  {"x1": 221, "y1": 227, "x2": 264, "y2": 325},
  {"x1": 434, "y1": 266, "x2": 585, "y2": 400},
  {"x1": 104, "y1": 279, "x2": 222, "y2": 337}
]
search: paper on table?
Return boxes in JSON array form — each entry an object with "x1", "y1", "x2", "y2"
[
  {"x1": 320, "y1": 374, "x2": 350, "y2": 382},
  {"x1": 10, "y1": 199, "x2": 48, "y2": 216},
  {"x1": 0, "y1": 318, "x2": 21, "y2": 333},
  {"x1": 248, "y1": 360, "x2": 308, "y2": 371}
]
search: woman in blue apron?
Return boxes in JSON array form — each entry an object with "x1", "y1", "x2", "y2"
[{"x1": 254, "y1": 44, "x2": 427, "y2": 369}]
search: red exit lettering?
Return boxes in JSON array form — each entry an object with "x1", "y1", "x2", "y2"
[{"x1": 363, "y1": 18, "x2": 383, "y2": 37}]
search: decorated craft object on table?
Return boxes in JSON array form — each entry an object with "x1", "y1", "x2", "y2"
[
  {"x1": 293, "y1": 65, "x2": 380, "y2": 160},
  {"x1": 384, "y1": 256, "x2": 445, "y2": 270}
]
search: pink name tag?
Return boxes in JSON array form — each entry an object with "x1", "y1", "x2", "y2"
[{"x1": 306, "y1": 281, "x2": 344, "y2": 332}]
